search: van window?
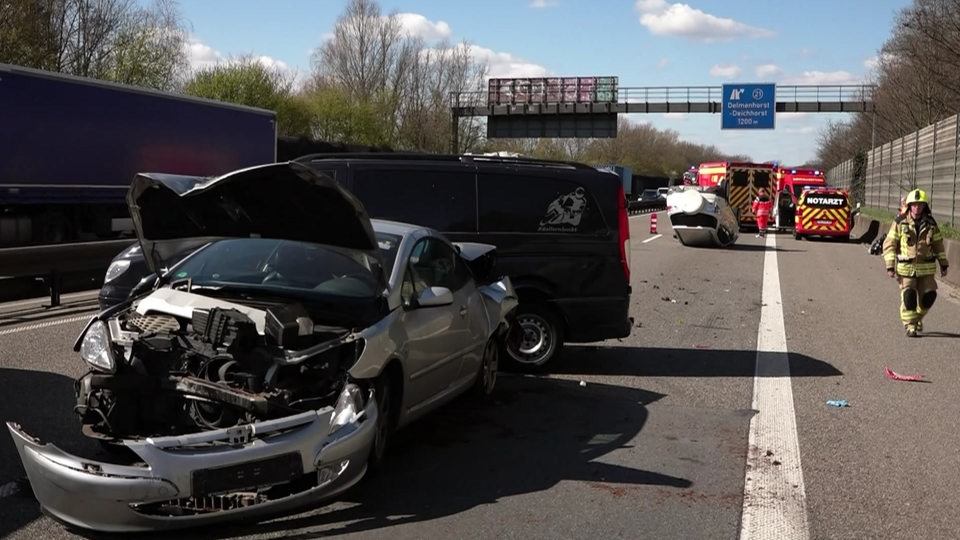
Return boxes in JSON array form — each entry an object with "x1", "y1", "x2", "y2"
[
  {"x1": 351, "y1": 168, "x2": 476, "y2": 232},
  {"x1": 478, "y1": 173, "x2": 605, "y2": 233}
]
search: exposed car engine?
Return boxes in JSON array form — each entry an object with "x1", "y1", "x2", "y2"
[{"x1": 76, "y1": 302, "x2": 363, "y2": 439}]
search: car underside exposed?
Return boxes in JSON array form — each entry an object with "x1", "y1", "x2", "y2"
[{"x1": 78, "y1": 295, "x2": 368, "y2": 441}]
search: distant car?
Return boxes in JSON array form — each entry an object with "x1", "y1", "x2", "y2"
[
  {"x1": 8, "y1": 162, "x2": 518, "y2": 533},
  {"x1": 628, "y1": 189, "x2": 664, "y2": 212},
  {"x1": 665, "y1": 185, "x2": 740, "y2": 247},
  {"x1": 99, "y1": 242, "x2": 191, "y2": 310},
  {"x1": 656, "y1": 187, "x2": 670, "y2": 199}
]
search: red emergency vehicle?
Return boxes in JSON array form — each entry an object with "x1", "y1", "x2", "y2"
[
  {"x1": 777, "y1": 167, "x2": 827, "y2": 199},
  {"x1": 793, "y1": 186, "x2": 853, "y2": 241},
  {"x1": 772, "y1": 167, "x2": 828, "y2": 230},
  {"x1": 695, "y1": 161, "x2": 776, "y2": 230}
]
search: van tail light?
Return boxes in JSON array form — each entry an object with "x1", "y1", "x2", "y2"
[{"x1": 617, "y1": 184, "x2": 631, "y2": 282}]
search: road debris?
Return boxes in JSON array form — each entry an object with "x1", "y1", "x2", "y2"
[
  {"x1": 826, "y1": 399, "x2": 850, "y2": 407},
  {"x1": 884, "y1": 365, "x2": 925, "y2": 382}
]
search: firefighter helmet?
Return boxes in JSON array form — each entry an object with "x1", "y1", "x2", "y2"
[{"x1": 905, "y1": 189, "x2": 929, "y2": 205}]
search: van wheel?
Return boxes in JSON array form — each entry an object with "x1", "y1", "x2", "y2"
[
  {"x1": 506, "y1": 303, "x2": 564, "y2": 369},
  {"x1": 794, "y1": 231, "x2": 802, "y2": 240}
]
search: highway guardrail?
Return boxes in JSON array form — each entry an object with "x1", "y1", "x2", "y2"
[{"x1": 0, "y1": 239, "x2": 133, "y2": 306}]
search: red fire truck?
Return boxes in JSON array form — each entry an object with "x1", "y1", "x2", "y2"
[
  {"x1": 695, "y1": 161, "x2": 776, "y2": 230},
  {"x1": 772, "y1": 167, "x2": 828, "y2": 230}
]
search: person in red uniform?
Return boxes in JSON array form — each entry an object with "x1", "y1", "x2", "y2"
[{"x1": 752, "y1": 188, "x2": 773, "y2": 237}]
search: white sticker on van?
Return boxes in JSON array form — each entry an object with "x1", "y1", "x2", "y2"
[{"x1": 538, "y1": 187, "x2": 587, "y2": 231}]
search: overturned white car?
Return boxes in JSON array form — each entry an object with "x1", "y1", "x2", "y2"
[
  {"x1": 7, "y1": 162, "x2": 517, "y2": 533},
  {"x1": 665, "y1": 186, "x2": 740, "y2": 248}
]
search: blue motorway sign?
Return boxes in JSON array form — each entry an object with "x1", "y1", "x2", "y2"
[{"x1": 721, "y1": 83, "x2": 775, "y2": 129}]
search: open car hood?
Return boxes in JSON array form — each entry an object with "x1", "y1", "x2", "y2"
[{"x1": 128, "y1": 162, "x2": 381, "y2": 276}]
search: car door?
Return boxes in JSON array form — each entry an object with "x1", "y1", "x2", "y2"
[{"x1": 399, "y1": 237, "x2": 480, "y2": 413}]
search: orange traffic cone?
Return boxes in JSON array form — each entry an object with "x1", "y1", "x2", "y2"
[{"x1": 650, "y1": 213, "x2": 658, "y2": 234}]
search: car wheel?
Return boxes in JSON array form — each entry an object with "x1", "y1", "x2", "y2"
[
  {"x1": 506, "y1": 303, "x2": 564, "y2": 369},
  {"x1": 368, "y1": 374, "x2": 396, "y2": 473},
  {"x1": 473, "y1": 336, "x2": 499, "y2": 398}
]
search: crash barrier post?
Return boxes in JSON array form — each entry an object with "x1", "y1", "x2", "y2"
[
  {"x1": 650, "y1": 213, "x2": 658, "y2": 234},
  {"x1": 47, "y1": 270, "x2": 62, "y2": 307}
]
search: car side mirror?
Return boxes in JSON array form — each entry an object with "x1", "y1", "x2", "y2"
[{"x1": 417, "y1": 286, "x2": 454, "y2": 307}]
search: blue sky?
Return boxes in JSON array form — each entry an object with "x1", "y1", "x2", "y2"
[{"x1": 169, "y1": 0, "x2": 911, "y2": 166}]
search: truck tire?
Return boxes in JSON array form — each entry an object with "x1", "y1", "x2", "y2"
[{"x1": 505, "y1": 303, "x2": 564, "y2": 370}]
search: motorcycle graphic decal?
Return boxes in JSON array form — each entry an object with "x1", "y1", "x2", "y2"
[{"x1": 538, "y1": 187, "x2": 587, "y2": 231}]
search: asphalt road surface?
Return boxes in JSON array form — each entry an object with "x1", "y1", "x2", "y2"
[{"x1": 2, "y1": 214, "x2": 960, "y2": 539}]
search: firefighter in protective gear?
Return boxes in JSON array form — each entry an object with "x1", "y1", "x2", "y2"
[{"x1": 882, "y1": 189, "x2": 949, "y2": 336}]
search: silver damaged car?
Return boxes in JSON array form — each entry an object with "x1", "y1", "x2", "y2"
[{"x1": 6, "y1": 162, "x2": 517, "y2": 533}]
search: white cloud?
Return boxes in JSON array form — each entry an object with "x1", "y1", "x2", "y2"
[
  {"x1": 530, "y1": 0, "x2": 559, "y2": 7},
  {"x1": 775, "y1": 112, "x2": 810, "y2": 122},
  {"x1": 709, "y1": 64, "x2": 742, "y2": 79},
  {"x1": 186, "y1": 39, "x2": 222, "y2": 71},
  {"x1": 468, "y1": 45, "x2": 549, "y2": 79},
  {"x1": 656, "y1": 57, "x2": 669, "y2": 69},
  {"x1": 185, "y1": 37, "x2": 293, "y2": 77},
  {"x1": 396, "y1": 13, "x2": 452, "y2": 41},
  {"x1": 754, "y1": 64, "x2": 780, "y2": 78},
  {"x1": 635, "y1": 0, "x2": 774, "y2": 43}
]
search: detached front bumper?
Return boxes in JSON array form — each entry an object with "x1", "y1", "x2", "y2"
[{"x1": 7, "y1": 387, "x2": 377, "y2": 533}]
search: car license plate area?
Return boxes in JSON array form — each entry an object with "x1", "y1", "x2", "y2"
[{"x1": 192, "y1": 453, "x2": 302, "y2": 496}]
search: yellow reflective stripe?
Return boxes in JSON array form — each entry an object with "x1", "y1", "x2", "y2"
[{"x1": 897, "y1": 262, "x2": 938, "y2": 275}]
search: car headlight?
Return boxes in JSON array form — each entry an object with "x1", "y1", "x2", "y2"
[
  {"x1": 103, "y1": 259, "x2": 131, "y2": 284},
  {"x1": 330, "y1": 384, "x2": 365, "y2": 431},
  {"x1": 80, "y1": 320, "x2": 115, "y2": 373}
]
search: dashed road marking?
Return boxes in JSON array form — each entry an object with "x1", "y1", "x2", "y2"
[
  {"x1": 642, "y1": 235, "x2": 662, "y2": 243},
  {"x1": 0, "y1": 314, "x2": 91, "y2": 336}
]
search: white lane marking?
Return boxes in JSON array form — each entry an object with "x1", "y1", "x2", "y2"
[
  {"x1": 642, "y1": 235, "x2": 662, "y2": 243},
  {"x1": 740, "y1": 233, "x2": 810, "y2": 539},
  {"x1": 0, "y1": 314, "x2": 91, "y2": 336}
]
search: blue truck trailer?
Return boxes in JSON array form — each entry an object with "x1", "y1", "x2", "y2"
[{"x1": 0, "y1": 63, "x2": 277, "y2": 248}]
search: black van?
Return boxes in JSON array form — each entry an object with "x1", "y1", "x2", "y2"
[{"x1": 293, "y1": 153, "x2": 633, "y2": 368}]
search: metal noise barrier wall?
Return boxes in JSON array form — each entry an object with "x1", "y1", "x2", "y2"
[{"x1": 828, "y1": 114, "x2": 960, "y2": 227}]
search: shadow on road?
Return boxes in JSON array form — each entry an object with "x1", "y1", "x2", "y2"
[{"x1": 541, "y1": 344, "x2": 842, "y2": 378}]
